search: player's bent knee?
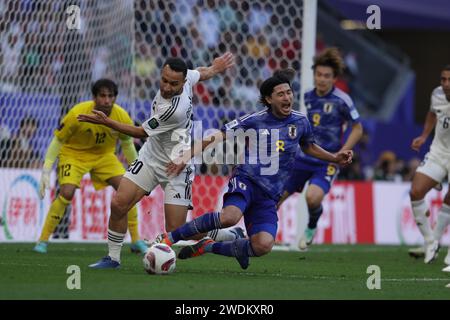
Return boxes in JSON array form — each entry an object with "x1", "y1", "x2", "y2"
[
  {"x1": 59, "y1": 194, "x2": 74, "y2": 202},
  {"x1": 110, "y1": 197, "x2": 130, "y2": 219},
  {"x1": 220, "y1": 207, "x2": 242, "y2": 227},
  {"x1": 59, "y1": 187, "x2": 76, "y2": 201},
  {"x1": 251, "y1": 239, "x2": 273, "y2": 256},
  {"x1": 409, "y1": 187, "x2": 425, "y2": 201},
  {"x1": 307, "y1": 198, "x2": 322, "y2": 210},
  {"x1": 306, "y1": 193, "x2": 323, "y2": 208}
]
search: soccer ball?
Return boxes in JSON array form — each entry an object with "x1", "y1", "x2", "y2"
[{"x1": 143, "y1": 243, "x2": 176, "y2": 275}]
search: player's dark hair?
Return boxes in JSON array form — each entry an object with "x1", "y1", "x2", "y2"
[
  {"x1": 91, "y1": 79, "x2": 118, "y2": 97},
  {"x1": 442, "y1": 65, "x2": 450, "y2": 72},
  {"x1": 259, "y1": 74, "x2": 291, "y2": 108},
  {"x1": 312, "y1": 47, "x2": 345, "y2": 77},
  {"x1": 273, "y1": 68, "x2": 296, "y2": 82},
  {"x1": 163, "y1": 57, "x2": 188, "y2": 77}
]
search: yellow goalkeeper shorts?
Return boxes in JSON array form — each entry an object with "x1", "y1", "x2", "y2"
[{"x1": 58, "y1": 152, "x2": 126, "y2": 190}]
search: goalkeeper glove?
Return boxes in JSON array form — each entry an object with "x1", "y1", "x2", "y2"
[{"x1": 39, "y1": 168, "x2": 51, "y2": 199}]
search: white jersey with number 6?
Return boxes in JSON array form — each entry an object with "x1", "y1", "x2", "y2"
[
  {"x1": 429, "y1": 86, "x2": 450, "y2": 158},
  {"x1": 417, "y1": 86, "x2": 450, "y2": 183}
]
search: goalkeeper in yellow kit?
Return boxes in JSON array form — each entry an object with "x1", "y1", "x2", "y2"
[{"x1": 33, "y1": 79, "x2": 147, "y2": 254}]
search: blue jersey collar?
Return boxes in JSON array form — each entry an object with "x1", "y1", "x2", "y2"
[{"x1": 313, "y1": 86, "x2": 335, "y2": 99}]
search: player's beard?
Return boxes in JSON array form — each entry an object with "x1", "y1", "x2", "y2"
[
  {"x1": 160, "y1": 91, "x2": 171, "y2": 99},
  {"x1": 444, "y1": 90, "x2": 450, "y2": 101}
]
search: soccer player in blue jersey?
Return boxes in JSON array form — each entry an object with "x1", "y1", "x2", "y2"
[
  {"x1": 158, "y1": 72, "x2": 353, "y2": 269},
  {"x1": 279, "y1": 48, "x2": 363, "y2": 250}
]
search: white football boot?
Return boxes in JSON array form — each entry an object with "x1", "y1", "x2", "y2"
[{"x1": 424, "y1": 240, "x2": 439, "y2": 264}]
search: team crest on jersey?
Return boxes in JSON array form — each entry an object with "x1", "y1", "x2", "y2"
[
  {"x1": 323, "y1": 103, "x2": 334, "y2": 113},
  {"x1": 288, "y1": 124, "x2": 297, "y2": 139},
  {"x1": 148, "y1": 117, "x2": 159, "y2": 129}
]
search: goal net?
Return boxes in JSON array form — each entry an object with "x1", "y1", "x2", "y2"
[{"x1": 0, "y1": 0, "x2": 307, "y2": 243}]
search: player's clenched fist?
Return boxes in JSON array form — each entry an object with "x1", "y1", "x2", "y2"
[{"x1": 335, "y1": 150, "x2": 353, "y2": 166}]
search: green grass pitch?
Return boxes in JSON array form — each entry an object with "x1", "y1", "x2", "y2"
[{"x1": 0, "y1": 243, "x2": 449, "y2": 300}]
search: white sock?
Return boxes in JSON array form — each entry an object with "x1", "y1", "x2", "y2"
[
  {"x1": 411, "y1": 199, "x2": 434, "y2": 243},
  {"x1": 434, "y1": 204, "x2": 450, "y2": 241},
  {"x1": 208, "y1": 229, "x2": 238, "y2": 242},
  {"x1": 107, "y1": 228, "x2": 125, "y2": 262}
]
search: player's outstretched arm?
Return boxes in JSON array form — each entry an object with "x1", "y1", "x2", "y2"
[
  {"x1": 411, "y1": 111, "x2": 437, "y2": 151},
  {"x1": 39, "y1": 137, "x2": 63, "y2": 199},
  {"x1": 77, "y1": 110, "x2": 148, "y2": 139},
  {"x1": 303, "y1": 143, "x2": 353, "y2": 166},
  {"x1": 196, "y1": 52, "x2": 234, "y2": 81},
  {"x1": 166, "y1": 131, "x2": 226, "y2": 176}
]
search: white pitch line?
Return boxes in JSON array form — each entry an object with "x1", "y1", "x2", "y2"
[
  {"x1": 272, "y1": 246, "x2": 412, "y2": 253},
  {"x1": 188, "y1": 269, "x2": 450, "y2": 282},
  {"x1": 383, "y1": 278, "x2": 449, "y2": 282},
  {"x1": 0, "y1": 262, "x2": 50, "y2": 267}
]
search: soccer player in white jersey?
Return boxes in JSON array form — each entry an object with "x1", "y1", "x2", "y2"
[
  {"x1": 409, "y1": 65, "x2": 450, "y2": 264},
  {"x1": 78, "y1": 54, "x2": 240, "y2": 268}
]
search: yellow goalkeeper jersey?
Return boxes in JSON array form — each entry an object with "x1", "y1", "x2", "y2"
[{"x1": 55, "y1": 101, "x2": 133, "y2": 159}]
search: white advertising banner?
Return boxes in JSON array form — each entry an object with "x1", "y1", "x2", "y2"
[
  {"x1": 374, "y1": 182, "x2": 450, "y2": 245},
  {"x1": 0, "y1": 169, "x2": 51, "y2": 241}
]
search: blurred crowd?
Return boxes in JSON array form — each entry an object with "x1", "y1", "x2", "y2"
[
  {"x1": 0, "y1": 0, "x2": 420, "y2": 183},
  {"x1": 0, "y1": 117, "x2": 41, "y2": 168},
  {"x1": 338, "y1": 149, "x2": 421, "y2": 182}
]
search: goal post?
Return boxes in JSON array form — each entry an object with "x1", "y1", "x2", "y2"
[
  {"x1": 300, "y1": 0, "x2": 317, "y2": 114},
  {"x1": 297, "y1": 0, "x2": 317, "y2": 248}
]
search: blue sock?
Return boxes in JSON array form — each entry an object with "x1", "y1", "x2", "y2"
[
  {"x1": 211, "y1": 238, "x2": 256, "y2": 257},
  {"x1": 307, "y1": 205, "x2": 323, "y2": 229},
  {"x1": 170, "y1": 212, "x2": 221, "y2": 243}
]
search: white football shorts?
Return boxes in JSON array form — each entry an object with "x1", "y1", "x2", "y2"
[
  {"x1": 416, "y1": 151, "x2": 449, "y2": 183},
  {"x1": 124, "y1": 156, "x2": 194, "y2": 207}
]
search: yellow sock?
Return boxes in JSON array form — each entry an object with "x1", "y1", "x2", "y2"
[
  {"x1": 127, "y1": 206, "x2": 140, "y2": 243},
  {"x1": 38, "y1": 195, "x2": 71, "y2": 241}
]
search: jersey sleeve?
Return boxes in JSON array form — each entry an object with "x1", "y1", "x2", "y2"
[
  {"x1": 186, "y1": 69, "x2": 201, "y2": 87},
  {"x1": 299, "y1": 118, "x2": 316, "y2": 147},
  {"x1": 142, "y1": 111, "x2": 180, "y2": 138},
  {"x1": 118, "y1": 109, "x2": 135, "y2": 141},
  {"x1": 54, "y1": 108, "x2": 78, "y2": 142},
  {"x1": 340, "y1": 97, "x2": 360, "y2": 123},
  {"x1": 221, "y1": 114, "x2": 252, "y2": 132}
]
